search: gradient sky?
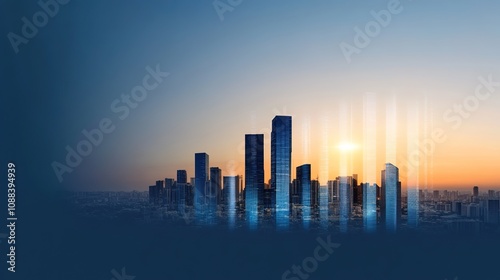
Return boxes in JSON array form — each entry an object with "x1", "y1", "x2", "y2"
[{"x1": 3, "y1": 0, "x2": 500, "y2": 192}]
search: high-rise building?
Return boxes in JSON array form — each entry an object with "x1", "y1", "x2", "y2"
[
  {"x1": 195, "y1": 153, "x2": 209, "y2": 223},
  {"x1": 177, "y1": 170, "x2": 187, "y2": 184},
  {"x1": 223, "y1": 175, "x2": 240, "y2": 230},
  {"x1": 318, "y1": 185, "x2": 329, "y2": 230},
  {"x1": 296, "y1": 164, "x2": 311, "y2": 229},
  {"x1": 148, "y1": 182, "x2": 162, "y2": 206},
  {"x1": 245, "y1": 134, "x2": 264, "y2": 230},
  {"x1": 271, "y1": 115, "x2": 292, "y2": 230},
  {"x1": 210, "y1": 167, "x2": 222, "y2": 204},
  {"x1": 338, "y1": 176, "x2": 352, "y2": 232},
  {"x1": 381, "y1": 163, "x2": 400, "y2": 232},
  {"x1": 486, "y1": 199, "x2": 500, "y2": 224},
  {"x1": 327, "y1": 180, "x2": 338, "y2": 202},
  {"x1": 363, "y1": 183, "x2": 377, "y2": 233},
  {"x1": 473, "y1": 186, "x2": 479, "y2": 197},
  {"x1": 164, "y1": 178, "x2": 175, "y2": 206},
  {"x1": 311, "y1": 179, "x2": 320, "y2": 207}
]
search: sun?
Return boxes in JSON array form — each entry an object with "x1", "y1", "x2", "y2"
[{"x1": 337, "y1": 142, "x2": 357, "y2": 152}]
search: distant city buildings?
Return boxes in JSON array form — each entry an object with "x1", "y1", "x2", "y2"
[{"x1": 140, "y1": 115, "x2": 499, "y2": 233}]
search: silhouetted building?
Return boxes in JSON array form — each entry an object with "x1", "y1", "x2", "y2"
[
  {"x1": 311, "y1": 179, "x2": 320, "y2": 207},
  {"x1": 164, "y1": 178, "x2": 174, "y2": 206},
  {"x1": 210, "y1": 167, "x2": 222, "y2": 204},
  {"x1": 195, "y1": 153, "x2": 209, "y2": 223},
  {"x1": 328, "y1": 180, "x2": 338, "y2": 202},
  {"x1": 473, "y1": 186, "x2": 479, "y2": 197},
  {"x1": 177, "y1": 170, "x2": 187, "y2": 184},
  {"x1": 245, "y1": 134, "x2": 264, "y2": 229},
  {"x1": 296, "y1": 164, "x2": 311, "y2": 229},
  {"x1": 486, "y1": 199, "x2": 500, "y2": 224},
  {"x1": 271, "y1": 115, "x2": 292, "y2": 230},
  {"x1": 149, "y1": 180, "x2": 163, "y2": 206}
]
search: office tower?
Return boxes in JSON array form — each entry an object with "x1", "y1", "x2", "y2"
[
  {"x1": 185, "y1": 183, "x2": 194, "y2": 206},
  {"x1": 473, "y1": 186, "x2": 479, "y2": 197},
  {"x1": 363, "y1": 183, "x2": 377, "y2": 233},
  {"x1": 223, "y1": 176, "x2": 240, "y2": 230},
  {"x1": 190, "y1": 177, "x2": 195, "y2": 187},
  {"x1": 486, "y1": 199, "x2": 500, "y2": 224},
  {"x1": 296, "y1": 164, "x2": 311, "y2": 229},
  {"x1": 149, "y1": 184, "x2": 162, "y2": 206},
  {"x1": 311, "y1": 179, "x2": 320, "y2": 207},
  {"x1": 338, "y1": 176, "x2": 352, "y2": 232},
  {"x1": 271, "y1": 115, "x2": 292, "y2": 230},
  {"x1": 164, "y1": 178, "x2": 175, "y2": 207},
  {"x1": 353, "y1": 183, "x2": 363, "y2": 205},
  {"x1": 195, "y1": 153, "x2": 209, "y2": 224},
  {"x1": 155, "y1": 180, "x2": 165, "y2": 206},
  {"x1": 319, "y1": 185, "x2": 329, "y2": 230},
  {"x1": 245, "y1": 134, "x2": 264, "y2": 230},
  {"x1": 327, "y1": 180, "x2": 338, "y2": 202},
  {"x1": 210, "y1": 167, "x2": 222, "y2": 204},
  {"x1": 177, "y1": 170, "x2": 187, "y2": 184},
  {"x1": 381, "y1": 163, "x2": 400, "y2": 232}
]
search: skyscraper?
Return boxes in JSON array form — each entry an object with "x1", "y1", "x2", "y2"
[
  {"x1": 296, "y1": 164, "x2": 311, "y2": 229},
  {"x1": 177, "y1": 170, "x2": 187, "y2": 184},
  {"x1": 486, "y1": 199, "x2": 500, "y2": 224},
  {"x1": 223, "y1": 175, "x2": 240, "y2": 230},
  {"x1": 318, "y1": 185, "x2": 329, "y2": 230},
  {"x1": 210, "y1": 167, "x2": 222, "y2": 204},
  {"x1": 164, "y1": 178, "x2": 175, "y2": 207},
  {"x1": 382, "y1": 163, "x2": 400, "y2": 232},
  {"x1": 271, "y1": 115, "x2": 292, "y2": 230},
  {"x1": 363, "y1": 183, "x2": 377, "y2": 233},
  {"x1": 245, "y1": 134, "x2": 264, "y2": 230},
  {"x1": 338, "y1": 176, "x2": 352, "y2": 233},
  {"x1": 195, "y1": 153, "x2": 209, "y2": 224}
]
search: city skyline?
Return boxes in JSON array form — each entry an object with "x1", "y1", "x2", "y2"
[{"x1": 77, "y1": 109, "x2": 500, "y2": 192}]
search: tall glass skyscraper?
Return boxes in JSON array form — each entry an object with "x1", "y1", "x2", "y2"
[
  {"x1": 363, "y1": 183, "x2": 377, "y2": 233},
  {"x1": 296, "y1": 164, "x2": 311, "y2": 230},
  {"x1": 271, "y1": 115, "x2": 292, "y2": 230},
  {"x1": 210, "y1": 167, "x2": 222, "y2": 204},
  {"x1": 195, "y1": 153, "x2": 209, "y2": 224},
  {"x1": 223, "y1": 175, "x2": 240, "y2": 230},
  {"x1": 245, "y1": 134, "x2": 264, "y2": 230},
  {"x1": 319, "y1": 186, "x2": 329, "y2": 230},
  {"x1": 382, "y1": 163, "x2": 400, "y2": 232},
  {"x1": 338, "y1": 176, "x2": 351, "y2": 233}
]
